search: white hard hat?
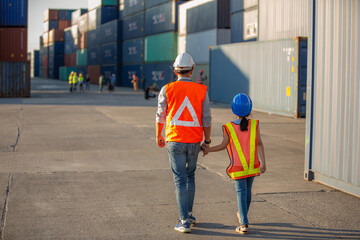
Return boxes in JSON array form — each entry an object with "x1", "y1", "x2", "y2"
[{"x1": 173, "y1": 53, "x2": 195, "y2": 71}]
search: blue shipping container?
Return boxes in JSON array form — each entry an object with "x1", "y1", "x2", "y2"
[
  {"x1": 186, "y1": 0, "x2": 230, "y2": 35},
  {"x1": 0, "y1": 0, "x2": 27, "y2": 27},
  {"x1": 44, "y1": 20, "x2": 58, "y2": 32},
  {"x1": 122, "y1": 64, "x2": 143, "y2": 88},
  {"x1": 100, "y1": 42, "x2": 122, "y2": 64},
  {"x1": 231, "y1": 11, "x2": 257, "y2": 43},
  {"x1": 40, "y1": 46, "x2": 48, "y2": 57},
  {"x1": 101, "y1": 65, "x2": 121, "y2": 86},
  {"x1": 48, "y1": 66, "x2": 59, "y2": 79},
  {"x1": 0, "y1": 62, "x2": 30, "y2": 97},
  {"x1": 230, "y1": 0, "x2": 257, "y2": 14},
  {"x1": 48, "y1": 55, "x2": 64, "y2": 68},
  {"x1": 96, "y1": 6, "x2": 118, "y2": 26},
  {"x1": 87, "y1": 46, "x2": 100, "y2": 65},
  {"x1": 33, "y1": 50, "x2": 40, "y2": 77},
  {"x1": 58, "y1": 9, "x2": 73, "y2": 20},
  {"x1": 76, "y1": 66, "x2": 87, "y2": 76},
  {"x1": 48, "y1": 42, "x2": 65, "y2": 57},
  {"x1": 87, "y1": 28, "x2": 100, "y2": 47},
  {"x1": 144, "y1": 62, "x2": 174, "y2": 89},
  {"x1": 64, "y1": 41, "x2": 76, "y2": 54},
  {"x1": 100, "y1": 19, "x2": 122, "y2": 44},
  {"x1": 123, "y1": 0, "x2": 144, "y2": 17},
  {"x1": 146, "y1": 0, "x2": 172, "y2": 9},
  {"x1": 145, "y1": 1, "x2": 182, "y2": 35},
  {"x1": 122, "y1": 38, "x2": 144, "y2": 64},
  {"x1": 122, "y1": 11, "x2": 144, "y2": 40}
]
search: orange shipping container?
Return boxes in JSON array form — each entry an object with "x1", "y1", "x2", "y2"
[
  {"x1": 58, "y1": 20, "x2": 71, "y2": 30},
  {"x1": 0, "y1": 28, "x2": 27, "y2": 62},
  {"x1": 87, "y1": 65, "x2": 100, "y2": 84},
  {"x1": 43, "y1": 32, "x2": 49, "y2": 46}
]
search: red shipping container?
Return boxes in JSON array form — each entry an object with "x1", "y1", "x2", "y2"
[
  {"x1": 0, "y1": 28, "x2": 27, "y2": 62},
  {"x1": 64, "y1": 53, "x2": 76, "y2": 66},
  {"x1": 49, "y1": 29, "x2": 64, "y2": 43},
  {"x1": 44, "y1": 9, "x2": 59, "y2": 21},
  {"x1": 87, "y1": 65, "x2": 100, "y2": 84},
  {"x1": 79, "y1": 32, "x2": 88, "y2": 49},
  {"x1": 43, "y1": 55, "x2": 48, "y2": 67},
  {"x1": 58, "y1": 20, "x2": 71, "y2": 30}
]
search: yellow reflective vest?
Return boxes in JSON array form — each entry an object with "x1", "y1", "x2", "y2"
[{"x1": 223, "y1": 120, "x2": 261, "y2": 180}]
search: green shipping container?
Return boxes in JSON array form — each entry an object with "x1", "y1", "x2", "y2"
[
  {"x1": 59, "y1": 66, "x2": 77, "y2": 81},
  {"x1": 76, "y1": 49, "x2": 88, "y2": 66},
  {"x1": 88, "y1": 0, "x2": 119, "y2": 10},
  {"x1": 145, "y1": 32, "x2": 178, "y2": 63}
]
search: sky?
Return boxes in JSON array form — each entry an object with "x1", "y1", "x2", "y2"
[{"x1": 28, "y1": 0, "x2": 88, "y2": 54}]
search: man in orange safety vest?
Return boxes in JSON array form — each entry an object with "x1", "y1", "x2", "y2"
[{"x1": 156, "y1": 53, "x2": 212, "y2": 233}]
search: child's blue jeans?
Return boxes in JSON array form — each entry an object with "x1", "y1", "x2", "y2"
[{"x1": 235, "y1": 176, "x2": 255, "y2": 225}]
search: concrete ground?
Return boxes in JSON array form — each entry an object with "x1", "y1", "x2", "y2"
[{"x1": 0, "y1": 78, "x2": 359, "y2": 240}]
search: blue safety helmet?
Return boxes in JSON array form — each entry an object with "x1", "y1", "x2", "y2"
[{"x1": 231, "y1": 93, "x2": 252, "y2": 117}]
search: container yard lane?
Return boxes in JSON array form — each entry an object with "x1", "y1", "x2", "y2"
[{"x1": 0, "y1": 78, "x2": 359, "y2": 239}]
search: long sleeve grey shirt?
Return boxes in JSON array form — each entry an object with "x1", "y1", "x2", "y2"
[{"x1": 156, "y1": 77, "x2": 212, "y2": 127}]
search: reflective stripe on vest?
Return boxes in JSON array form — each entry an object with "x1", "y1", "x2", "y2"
[
  {"x1": 165, "y1": 81, "x2": 207, "y2": 143},
  {"x1": 225, "y1": 120, "x2": 260, "y2": 179}
]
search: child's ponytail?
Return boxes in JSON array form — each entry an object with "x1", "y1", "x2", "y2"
[{"x1": 240, "y1": 115, "x2": 250, "y2": 131}]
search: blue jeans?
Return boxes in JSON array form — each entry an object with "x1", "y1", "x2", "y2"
[
  {"x1": 167, "y1": 141, "x2": 200, "y2": 220},
  {"x1": 235, "y1": 176, "x2": 255, "y2": 225}
]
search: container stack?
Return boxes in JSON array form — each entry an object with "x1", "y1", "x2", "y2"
[
  {"x1": 31, "y1": 50, "x2": 40, "y2": 77},
  {"x1": 60, "y1": 9, "x2": 87, "y2": 81},
  {"x1": 230, "y1": 0, "x2": 258, "y2": 43},
  {"x1": 43, "y1": 9, "x2": 74, "y2": 79},
  {"x1": 77, "y1": 11, "x2": 89, "y2": 77},
  {"x1": 209, "y1": 0, "x2": 309, "y2": 118},
  {"x1": 143, "y1": 0, "x2": 189, "y2": 89},
  {"x1": 0, "y1": 0, "x2": 30, "y2": 97},
  {"x1": 87, "y1": 0, "x2": 119, "y2": 85},
  {"x1": 178, "y1": 0, "x2": 231, "y2": 86},
  {"x1": 121, "y1": 0, "x2": 145, "y2": 88}
]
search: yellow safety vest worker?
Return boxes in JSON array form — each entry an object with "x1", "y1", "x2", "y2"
[
  {"x1": 223, "y1": 120, "x2": 261, "y2": 180},
  {"x1": 165, "y1": 81, "x2": 207, "y2": 143},
  {"x1": 68, "y1": 74, "x2": 73, "y2": 84},
  {"x1": 72, "y1": 74, "x2": 78, "y2": 84}
]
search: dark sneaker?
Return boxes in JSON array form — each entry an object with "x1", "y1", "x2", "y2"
[
  {"x1": 174, "y1": 220, "x2": 191, "y2": 233},
  {"x1": 189, "y1": 215, "x2": 196, "y2": 225}
]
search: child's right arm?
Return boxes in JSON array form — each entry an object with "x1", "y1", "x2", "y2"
[{"x1": 202, "y1": 133, "x2": 229, "y2": 155}]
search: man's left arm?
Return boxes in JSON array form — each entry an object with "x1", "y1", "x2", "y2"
[{"x1": 202, "y1": 91, "x2": 212, "y2": 148}]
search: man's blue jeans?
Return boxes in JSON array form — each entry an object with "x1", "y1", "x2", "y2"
[
  {"x1": 235, "y1": 176, "x2": 255, "y2": 225},
  {"x1": 167, "y1": 141, "x2": 200, "y2": 220}
]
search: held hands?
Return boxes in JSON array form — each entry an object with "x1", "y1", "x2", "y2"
[{"x1": 201, "y1": 142, "x2": 210, "y2": 156}]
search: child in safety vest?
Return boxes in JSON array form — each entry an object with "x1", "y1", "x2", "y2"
[{"x1": 202, "y1": 93, "x2": 266, "y2": 235}]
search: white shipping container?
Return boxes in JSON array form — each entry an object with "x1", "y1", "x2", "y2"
[
  {"x1": 88, "y1": 9, "x2": 97, "y2": 31},
  {"x1": 78, "y1": 13, "x2": 89, "y2": 33},
  {"x1": 181, "y1": 29, "x2": 230, "y2": 64},
  {"x1": 259, "y1": 0, "x2": 308, "y2": 41},
  {"x1": 305, "y1": 0, "x2": 360, "y2": 197}
]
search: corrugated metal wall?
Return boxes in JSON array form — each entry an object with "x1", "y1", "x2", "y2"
[
  {"x1": 210, "y1": 38, "x2": 305, "y2": 118},
  {"x1": 259, "y1": 0, "x2": 308, "y2": 41},
  {"x1": 305, "y1": 0, "x2": 360, "y2": 197}
]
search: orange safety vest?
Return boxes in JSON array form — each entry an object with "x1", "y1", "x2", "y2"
[
  {"x1": 223, "y1": 120, "x2": 261, "y2": 180},
  {"x1": 165, "y1": 81, "x2": 207, "y2": 143}
]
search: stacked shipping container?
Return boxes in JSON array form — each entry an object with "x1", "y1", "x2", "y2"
[
  {"x1": 209, "y1": 0, "x2": 309, "y2": 118},
  {"x1": 87, "y1": 0, "x2": 119, "y2": 85},
  {"x1": 31, "y1": 50, "x2": 40, "y2": 77},
  {"x1": 121, "y1": 0, "x2": 145, "y2": 88},
  {"x1": 230, "y1": 0, "x2": 258, "y2": 43},
  {"x1": 0, "y1": 0, "x2": 30, "y2": 97},
  {"x1": 178, "y1": 0, "x2": 231, "y2": 86},
  {"x1": 42, "y1": 9, "x2": 74, "y2": 79}
]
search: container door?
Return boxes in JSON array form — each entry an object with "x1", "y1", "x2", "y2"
[{"x1": 298, "y1": 38, "x2": 307, "y2": 117}]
